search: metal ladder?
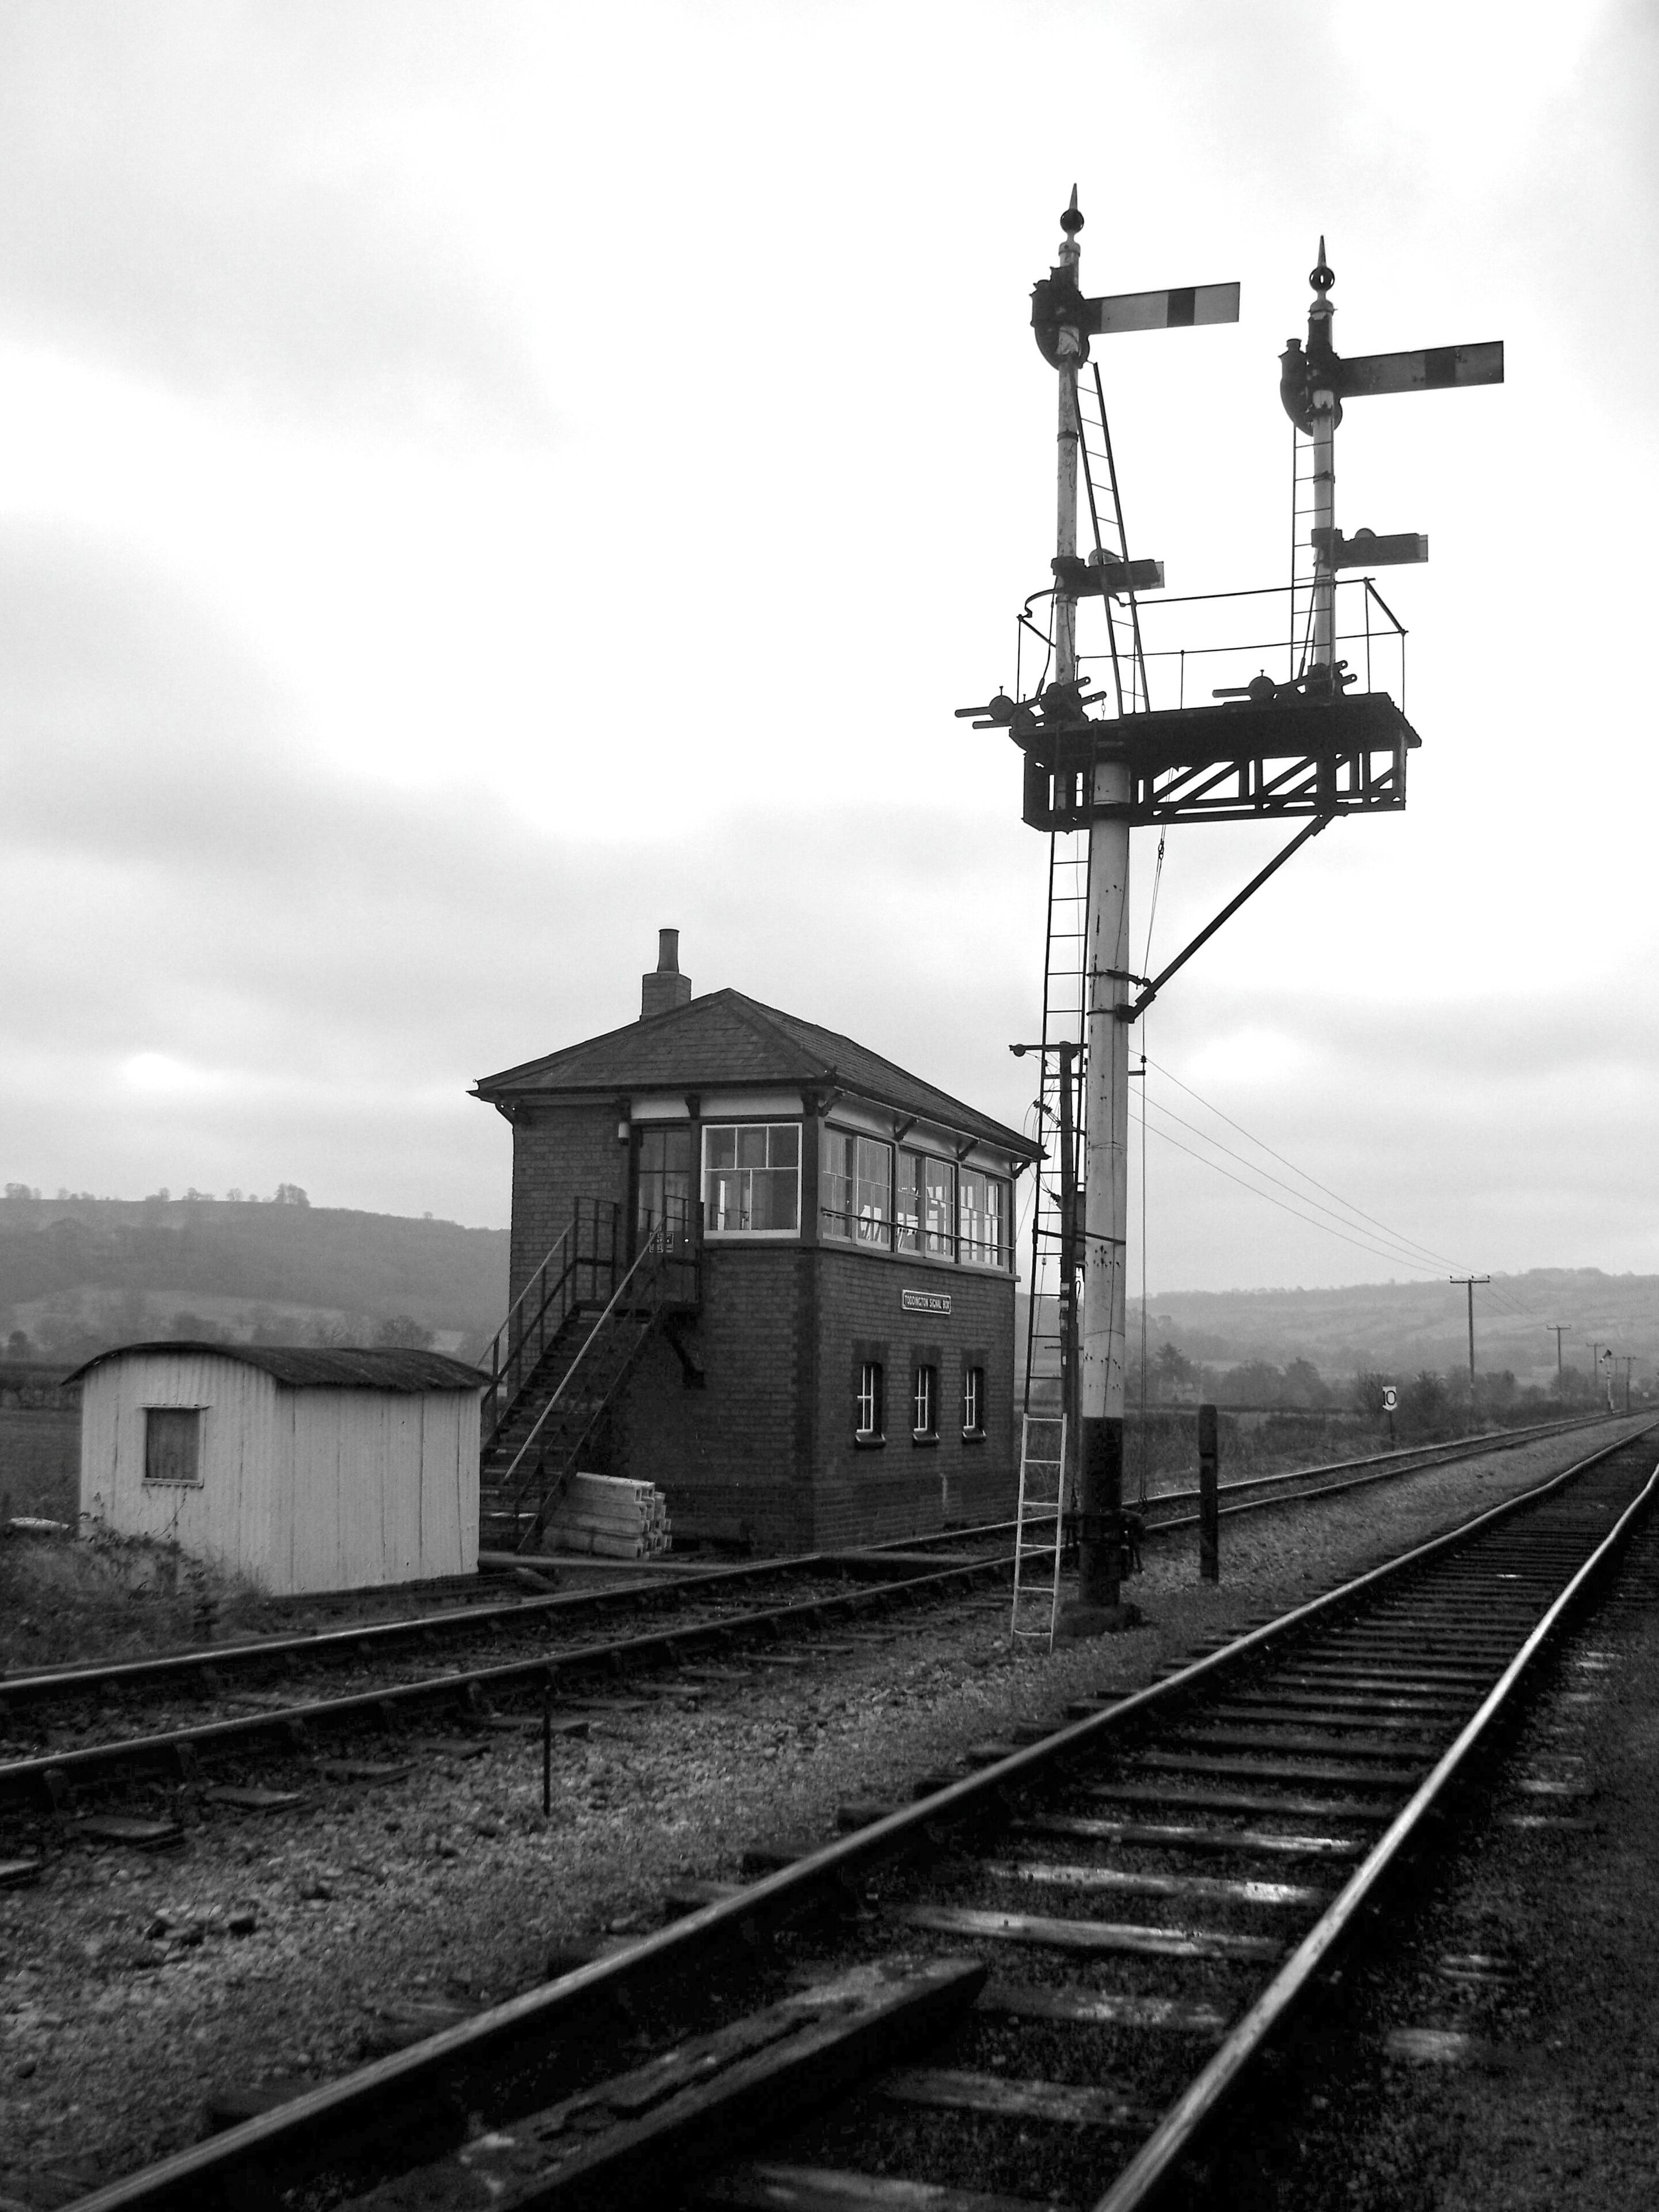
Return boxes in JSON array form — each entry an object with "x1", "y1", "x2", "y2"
[
  {"x1": 1018, "y1": 362, "x2": 1151, "y2": 1480},
  {"x1": 1077, "y1": 360, "x2": 1152, "y2": 718},
  {"x1": 1009, "y1": 1411, "x2": 1068, "y2": 1652},
  {"x1": 1019, "y1": 828, "x2": 1088, "y2": 1427},
  {"x1": 1288, "y1": 419, "x2": 1320, "y2": 678}
]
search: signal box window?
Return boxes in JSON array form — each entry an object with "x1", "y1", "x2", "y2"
[
  {"x1": 896, "y1": 1152, "x2": 955, "y2": 1257},
  {"x1": 703, "y1": 1123, "x2": 801, "y2": 1235},
  {"x1": 922, "y1": 1158, "x2": 955, "y2": 1258},
  {"x1": 958, "y1": 1169, "x2": 1008, "y2": 1268},
  {"x1": 821, "y1": 1131, "x2": 894, "y2": 1245},
  {"x1": 896, "y1": 1150, "x2": 921, "y2": 1252},
  {"x1": 637, "y1": 1125, "x2": 692, "y2": 1242},
  {"x1": 912, "y1": 1363, "x2": 938, "y2": 1442},
  {"x1": 856, "y1": 1361, "x2": 884, "y2": 1442},
  {"x1": 963, "y1": 1365, "x2": 985, "y2": 1438},
  {"x1": 144, "y1": 1407, "x2": 203, "y2": 1487}
]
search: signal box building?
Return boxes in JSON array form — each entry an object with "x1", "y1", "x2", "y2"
[{"x1": 473, "y1": 933, "x2": 1039, "y2": 1553}]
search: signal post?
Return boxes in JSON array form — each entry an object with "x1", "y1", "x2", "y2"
[{"x1": 968, "y1": 199, "x2": 1502, "y2": 1634}]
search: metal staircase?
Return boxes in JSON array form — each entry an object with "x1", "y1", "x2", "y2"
[{"x1": 478, "y1": 1198, "x2": 699, "y2": 1554}]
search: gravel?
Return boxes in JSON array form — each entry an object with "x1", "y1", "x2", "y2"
[
  {"x1": 0, "y1": 1415, "x2": 1643, "y2": 2210},
  {"x1": 1184, "y1": 1421, "x2": 1659, "y2": 2211}
]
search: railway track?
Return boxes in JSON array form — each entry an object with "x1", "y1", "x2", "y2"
[
  {"x1": 61, "y1": 1419, "x2": 1658, "y2": 2212},
  {"x1": 0, "y1": 1414, "x2": 1623, "y2": 1820},
  {"x1": 1134, "y1": 1408, "x2": 1619, "y2": 1530}
]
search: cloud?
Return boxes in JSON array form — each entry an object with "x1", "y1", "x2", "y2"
[
  {"x1": 0, "y1": 1, "x2": 546, "y2": 432},
  {"x1": 0, "y1": 525, "x2": 1045, "y2": 1215}
]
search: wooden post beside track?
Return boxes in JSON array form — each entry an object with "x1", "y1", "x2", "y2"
[
  {"x1": 542, "y1": 1685, "x2": 553, "y2": 1817},
  {"x1": 1198, "y1": 1402, "x2": 1219, "y2": 1582}
]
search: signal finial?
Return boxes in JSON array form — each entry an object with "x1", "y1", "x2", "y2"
[{"x1": 1060, "y1": 185, "x2": 1084, "y2": 236}]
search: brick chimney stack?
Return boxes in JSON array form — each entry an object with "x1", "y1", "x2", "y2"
[{"x1": 640, "y1": 927, "x2": 692, "y2": 1020}]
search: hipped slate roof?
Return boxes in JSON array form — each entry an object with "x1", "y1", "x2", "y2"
[
  {"x1": 64, "y1": 1344, "x2": 487, "y2": 1392},
  {"x1": 474, "y1": 988, "x2": 1038, "y2": 1158}
]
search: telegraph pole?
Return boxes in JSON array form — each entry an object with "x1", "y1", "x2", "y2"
[
  {"x1": 1546, "y1": 1323, "x2": 1569, "y2": 1393},
  {"x1": 1450, "y1": 1274, "x2": 1488, "y2": 1431}
]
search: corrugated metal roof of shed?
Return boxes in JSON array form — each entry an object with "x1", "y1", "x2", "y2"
[{"x1": 63, "y1": 1344, "x2": 487, "y2": 1392}]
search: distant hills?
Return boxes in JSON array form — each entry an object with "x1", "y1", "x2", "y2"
[
  {"x1": 1132, "y1": 1269, "x2": 1659, "y2": 1392},
  {"x1": 0, "y1": 1190, "x2": 509, "y2": 1366},
  {"x1": 3, "y1": 1185, "x2": 1650, "y2": 1396}
]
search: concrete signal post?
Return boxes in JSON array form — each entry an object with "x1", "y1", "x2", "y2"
[
  {"x1": 1032, "y1": 192, "x2": 1239, "y2": 1633},
  {"x1": 963, "y1": 206, "x2": 1503, "y2": 1639}
]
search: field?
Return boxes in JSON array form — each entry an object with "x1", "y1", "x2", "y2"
[{"x1": 0, "y1": 1406, "x2": 78, "y2": 1520}]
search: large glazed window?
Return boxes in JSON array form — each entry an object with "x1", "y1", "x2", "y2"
[
  {"x1": 637, "y1": 1125, "x2": 692, "y2": 1241},
  {"x1": 703, "y1": 1123, "x2": 801, "y2": 1235},
  {"x1": 821, "y1": 1130, "x2": 893, "y2": 1245},
  {"x1": 143, "y1": 1407, "x2": 203, "y2": 1486},
  {"x1": 958, "y1": 1168, "x2": 1009, "y2": 1267},
  {"x1": 922, "y1": 1156, "x2": 956, "y2": 1259}
]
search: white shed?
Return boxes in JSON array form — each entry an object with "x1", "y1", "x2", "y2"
[{"x1": 69, "y1": 1343, "x2": 484, "y2": 1596}]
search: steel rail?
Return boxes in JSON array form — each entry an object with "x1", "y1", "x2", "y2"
[
  {"x1": 1139, "y1": 1409, "x2": 1616, "y2": 1518},
  {"x1": 1093, "y1": 1445, "x2": 1659, "y2": 2212},
  {"x1": 3, "y1": 1415, "x2": 1610, "y2": 1707},
  {"x1": 1143, "y1": 1422, "x2": 1626, "y2": 1533},
  {"x1": 8, "y1": 1417, "x2": 1633, "y2": 1801},
  {"x1": 65, "y1": 1422, "x2": 1657, "y2": 2212},
  {"x1": 0, "y1": 1528, "x2": 1020, "y2": 1709},
  {"x1": 6, "y1": 1415, "x2": 1610, "y2": 1713},
  {"x1": 0, "y1": 1555, "x2": 1007, "y2": 1806}
]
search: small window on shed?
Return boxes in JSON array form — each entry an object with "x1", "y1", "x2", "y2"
[{"x1": 144, "y1": 1407, "x2": 203, "y2": 1486}]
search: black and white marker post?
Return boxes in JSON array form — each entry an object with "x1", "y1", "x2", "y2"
[{"x1": 1032, "y1": 194, "x2": 1238, "y2": 1633}]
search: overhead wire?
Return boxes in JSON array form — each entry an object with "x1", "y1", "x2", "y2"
[
  {"x1": 1141, "y1": 1052, "x2": 1471, "y2": 1278},
  {"x1": 1139, "y1": 1093, "x2": 1464, "y2": 1282},
  {"x1": 1138, "y1": 1050, "x2": 1543, "y2": 1325},
  {"x1": 1139, "y1": 1116, "x2": 1453, "y2": 1277}
]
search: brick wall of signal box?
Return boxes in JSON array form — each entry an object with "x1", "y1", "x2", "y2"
[
  {"x1": 613, "y1": 1241, "x2": 1017, "y2": 1554},
  {"x1": 612, "y1": 1246, "x2": 815, "y2": 1554},
  {"x1": 507, "y1": 1102, "x2": 629, "y2": 1309},
  {"x1": 808, "y1": 1246, "x2": 1017, "y2": 1548}
]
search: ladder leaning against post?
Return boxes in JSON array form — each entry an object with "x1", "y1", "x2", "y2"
[{"x1": 1010, "y1": 1411, "x2": 1068, "y2": 1652}]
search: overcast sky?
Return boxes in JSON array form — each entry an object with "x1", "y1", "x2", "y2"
[{"x1": 1, "y1": 0, "x2": 1654, "y2": 1325}]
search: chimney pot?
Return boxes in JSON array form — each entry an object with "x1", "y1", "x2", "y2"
[{"x1": 641, "y1": 927, "x2": 693, "y2": 1020}]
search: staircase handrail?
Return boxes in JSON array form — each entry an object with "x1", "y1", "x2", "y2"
[
  {"x1": 498, "y1": 1214, "x2": 676, "y2": 1497},
  {"x1": 479, "y1": 1220, "x2": 574, "y2": 1395}
]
